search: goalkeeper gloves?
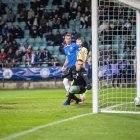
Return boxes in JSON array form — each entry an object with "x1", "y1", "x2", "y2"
[{"x1": 86, "y1": 84, "x2": 92, "y2": 90}]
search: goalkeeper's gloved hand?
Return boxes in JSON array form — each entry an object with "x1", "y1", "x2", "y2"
[{"x1": 86, "y1": 84, "x2": 92, "y2": 90}]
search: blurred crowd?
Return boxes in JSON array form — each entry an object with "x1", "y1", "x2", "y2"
[{"x1": 0, "y1": 0, "x2": 91, "y2": 67}]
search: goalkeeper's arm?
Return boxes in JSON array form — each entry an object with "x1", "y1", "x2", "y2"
[
  {"x1": 62, "y1": 66, "x2": 75, "y2": 78},
  {"x1": 81, "y1": 72, "x2": 92, "y2": 90}
]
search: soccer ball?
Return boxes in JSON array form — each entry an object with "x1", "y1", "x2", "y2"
[{"x1": 134, "y1": 97, "x2": 140, "y2": 106}]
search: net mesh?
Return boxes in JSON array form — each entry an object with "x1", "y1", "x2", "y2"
[{"x1": 98, "y1": 0, "x2": 140, "y2": 112}]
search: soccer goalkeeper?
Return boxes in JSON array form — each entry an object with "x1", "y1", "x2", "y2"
[{"x1": 62, "y1": 59, "x2": 92, "y2": 105}]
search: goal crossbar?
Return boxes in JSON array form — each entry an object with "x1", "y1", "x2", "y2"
[{"x1": 119, "y1": 0, "x2": 140, "y2": 10}]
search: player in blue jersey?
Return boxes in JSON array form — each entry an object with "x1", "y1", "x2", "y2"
[{"x1": 62, "y1": 34, "x2": 80, "y2": 97}]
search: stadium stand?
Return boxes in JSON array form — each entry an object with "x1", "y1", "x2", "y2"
[
  {"x1": 0, "y1": 0, "x2": 136, "y2": 68},
  {"x1": 0, "y1": 0, "x2": 91, "y2": 67}
]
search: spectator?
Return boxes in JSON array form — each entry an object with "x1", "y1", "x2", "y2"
[
  {"x1": 30, "y1": 25, "x2": 38, "y2": 38},
  {"x1": 38, "y1": 25, "x2": 45, "y2": 38},
  {"x1": 13, "y1": 50, "x2": 22, "y2": 65},
  {"x1": 43, "y1": 48, "x2": 52, "y2": 62},
  {"x1": 2, "y1": 40, "x2": 9, "y2": 53},
  {"x1": 0, "y1": 16, "x2": 4, "y2": 29},
  {"x1": 71, "y1": 29, "x2": 79, "y2": 42},
  {"x1": 52, "y1": 17, "x2": 61, "y2": 29},
  {"x1": 10, "y1": 39, "x2": 19, "y2": 53},
  {"x1": 0, "y1": 34, "x2": 3, "y2": 44},
  {"x1": 6, "y1": 47, "x2": 14, "y2": 63},
  {"x1": 80, "y1": 13, "x2": 88, "y2": 28},
  {"x1": 64, "y1": 0, "x2": 71, "y2": 12},
  {"x1": 14, "y1": 25, "x2": 23, "y2": 38},
  {"x1": 0, "y1": 48, "x2": 6, "y2": 63},
  {"x1": 18, "y1": 7, "x2": 27, "y2": 22},
  {"x1": 60, "y1": 15, "x2": 68, "y2": 28},
  {"x1": 45, "y1": 31, "x2": 54, "y2": 45},
  {"x1": 110, "y1": 59, "x2": 118, "y2": 88},
  {"x1": 25, "y1": 48, "x2": 31, "y2": 65},
  {"x1": 31, "y1": 50, "x2": 36, "y2": 65},
  {"x1": 0, "y1": 1, "x2": 6, "y2": 16},
  {"x1": 54, "y1": 31, "x2": 62, "y2": 46},
  {"x1": 43, "y1": 22, "x2": 52, "y2": 33},
  {"x1": 39, "y1": 15, "x2": 47, "y2": 27},
  {"x1": 52, "y1": 0, "x2": 62, "y2": 5},
  {"x1": 7, "y1": 8, "x2": 15, "y2": 22},
  {"x1": 33, "y1": 14, "x2": 39, "y2": 27},
  {"x1": 4, "y1": 32, "x2": 14, "y2": 43},
  {"x1": 35, "y1": 48, "x2": 41, "y2": 63},
  {"x1": 117, "y1": 58, "x2": 128, "y2": 87},
  {"x1": 17, "y1": 0, "x2": 26, "y2": 13},
  {"x1": 1, "y1": 25, "x2": 9, "y2": 36},
  {"x1": 30, "y1": 0, "x2": 38, "y2": 10},
  {"x1": 27, "y1": 8, "x2": 35, "y2": 28}
]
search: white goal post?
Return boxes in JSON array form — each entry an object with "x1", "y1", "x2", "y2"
[{"x1": 92, "y1": 0, "x2": 140, "y2": 114}]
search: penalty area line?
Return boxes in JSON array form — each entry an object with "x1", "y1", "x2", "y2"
[{"x1": 0, "y1": 113, "x2": 93, "y2": 140}]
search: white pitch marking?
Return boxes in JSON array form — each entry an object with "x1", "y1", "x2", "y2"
[{"x1": 0, "y1": 113, "x2": 93, "y2": 140}]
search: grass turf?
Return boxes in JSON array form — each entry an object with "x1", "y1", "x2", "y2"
[{"x1": 0, "y1": 89, "x2": 140, "y2": 140}]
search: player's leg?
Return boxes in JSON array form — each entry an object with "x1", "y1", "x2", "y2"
[
  {"x1": 63, "y1": 78, "x2": 70, "y2": 97},
  {"x1": 63, "y1": 86, "x2": 81, "y2": 105},
  {"x1": 80, "y1": 93, "x2": 86, "y2": 103},
  {"x1": 63, "y1": 85, "x2": 87, "y2": 105}
]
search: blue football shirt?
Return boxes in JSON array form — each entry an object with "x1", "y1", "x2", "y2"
[{"x1": 64, "y1": 43, "x2": 80, "y2": 68}]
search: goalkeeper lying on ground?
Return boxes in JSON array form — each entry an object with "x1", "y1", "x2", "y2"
[{"x1": 62, "y1": 59, "x2": 92, "y2": 105}]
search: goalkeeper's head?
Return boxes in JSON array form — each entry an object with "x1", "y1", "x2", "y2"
[{"x1": 75, "y1": 59, "x2": 84, "y2": 71}]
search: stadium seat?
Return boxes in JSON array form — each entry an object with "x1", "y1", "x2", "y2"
[
  {"x1": 2, "y1": 14, "x2": 7, "y2": 21},
  {"x1": 66, "y1": 28, "x2": 72, "y2": 34},
  {"x1": 64, "y1": 12, "x2": 69, "y2": 18},
  {"x1": 45, "y1": 5, "x2": 52, "y2": 11},
  {"x1": 52, "y1": 54, "x2": 58, "y2": 58},
  {"x1": 19, "y1": 22, "x2": 26, "y2": 30},
  {"x1": 12, "y1": 22, "x2": 19, "y2": 26},
  {"x1": 52, "y1": 29, "x2": 59, "y2": 35},
  {"x1": 21, "y1": 38, "x2": 28, "y2": 43},
  {"x1": 53, "y1": 51, "x2": 60, "y2": 55},
  {"x1": 28, "y1": 38, "x2": 35, "y2": 46},
  {"x1": 32, "y1": 46, "x2": 39, "y2": 51},
  {"x1": 35, "y1": 37, "x2": 42, "y2": 44},
  {"x1": 46, "y1": 46, "x2": 54, "y2": 54},
  {"x1": 24, "y1": 30, "x2": 30, "y2": 38},
  {"x1": 112, "y1": 44, "x2": 119, "y2": 49},
  {"x1": 22, "y1": 56, "x2": 26, "y2": 62},
  {"x1": 48, "y1": 20, "x2": 53, "y2": 27},
  {"x1": 99, "y1": 45, "x2": 104, "y2": 50},
  {"x1": 18, "y1": 64, "x2": 26, "y2": 68},
  {"x1": 58, "y1": 55, "x2": 66, "y2": 64},
  {"x1": 85, "y1": 35, "x2": 91, "y2": 42},
  {"x1": 7, "y1": 22, "x2": 12, "y2": 27},
  {"x1": 41, "y1": 63, "x2": 49, "y2": 67},
  {"x1": 80, "y1": 28, "x2": 87, "y2": 35},
  {"x1": 15, "y1": 38, "x2": 20, "y2": 44},
  {"x1": 42, "y1": 38, "x2": 47, "y2": 43},
  {"x1": 40, "y1": 45, "x2": 46, "y2": 50},
  {"x1": 53, "y1": 46, "x2": 60, "y2": 52},
  {"x1": 69, "y1": 20, "x2": 75, "y2": 28}
]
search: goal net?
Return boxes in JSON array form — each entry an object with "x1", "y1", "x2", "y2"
[{"x1": 93, "y1": 0, "x2": 140, "y2": 113}]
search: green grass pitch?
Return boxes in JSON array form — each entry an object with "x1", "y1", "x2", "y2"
[{"x1": 0, "y1": 89, "x2": 140, "y2": 140}]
